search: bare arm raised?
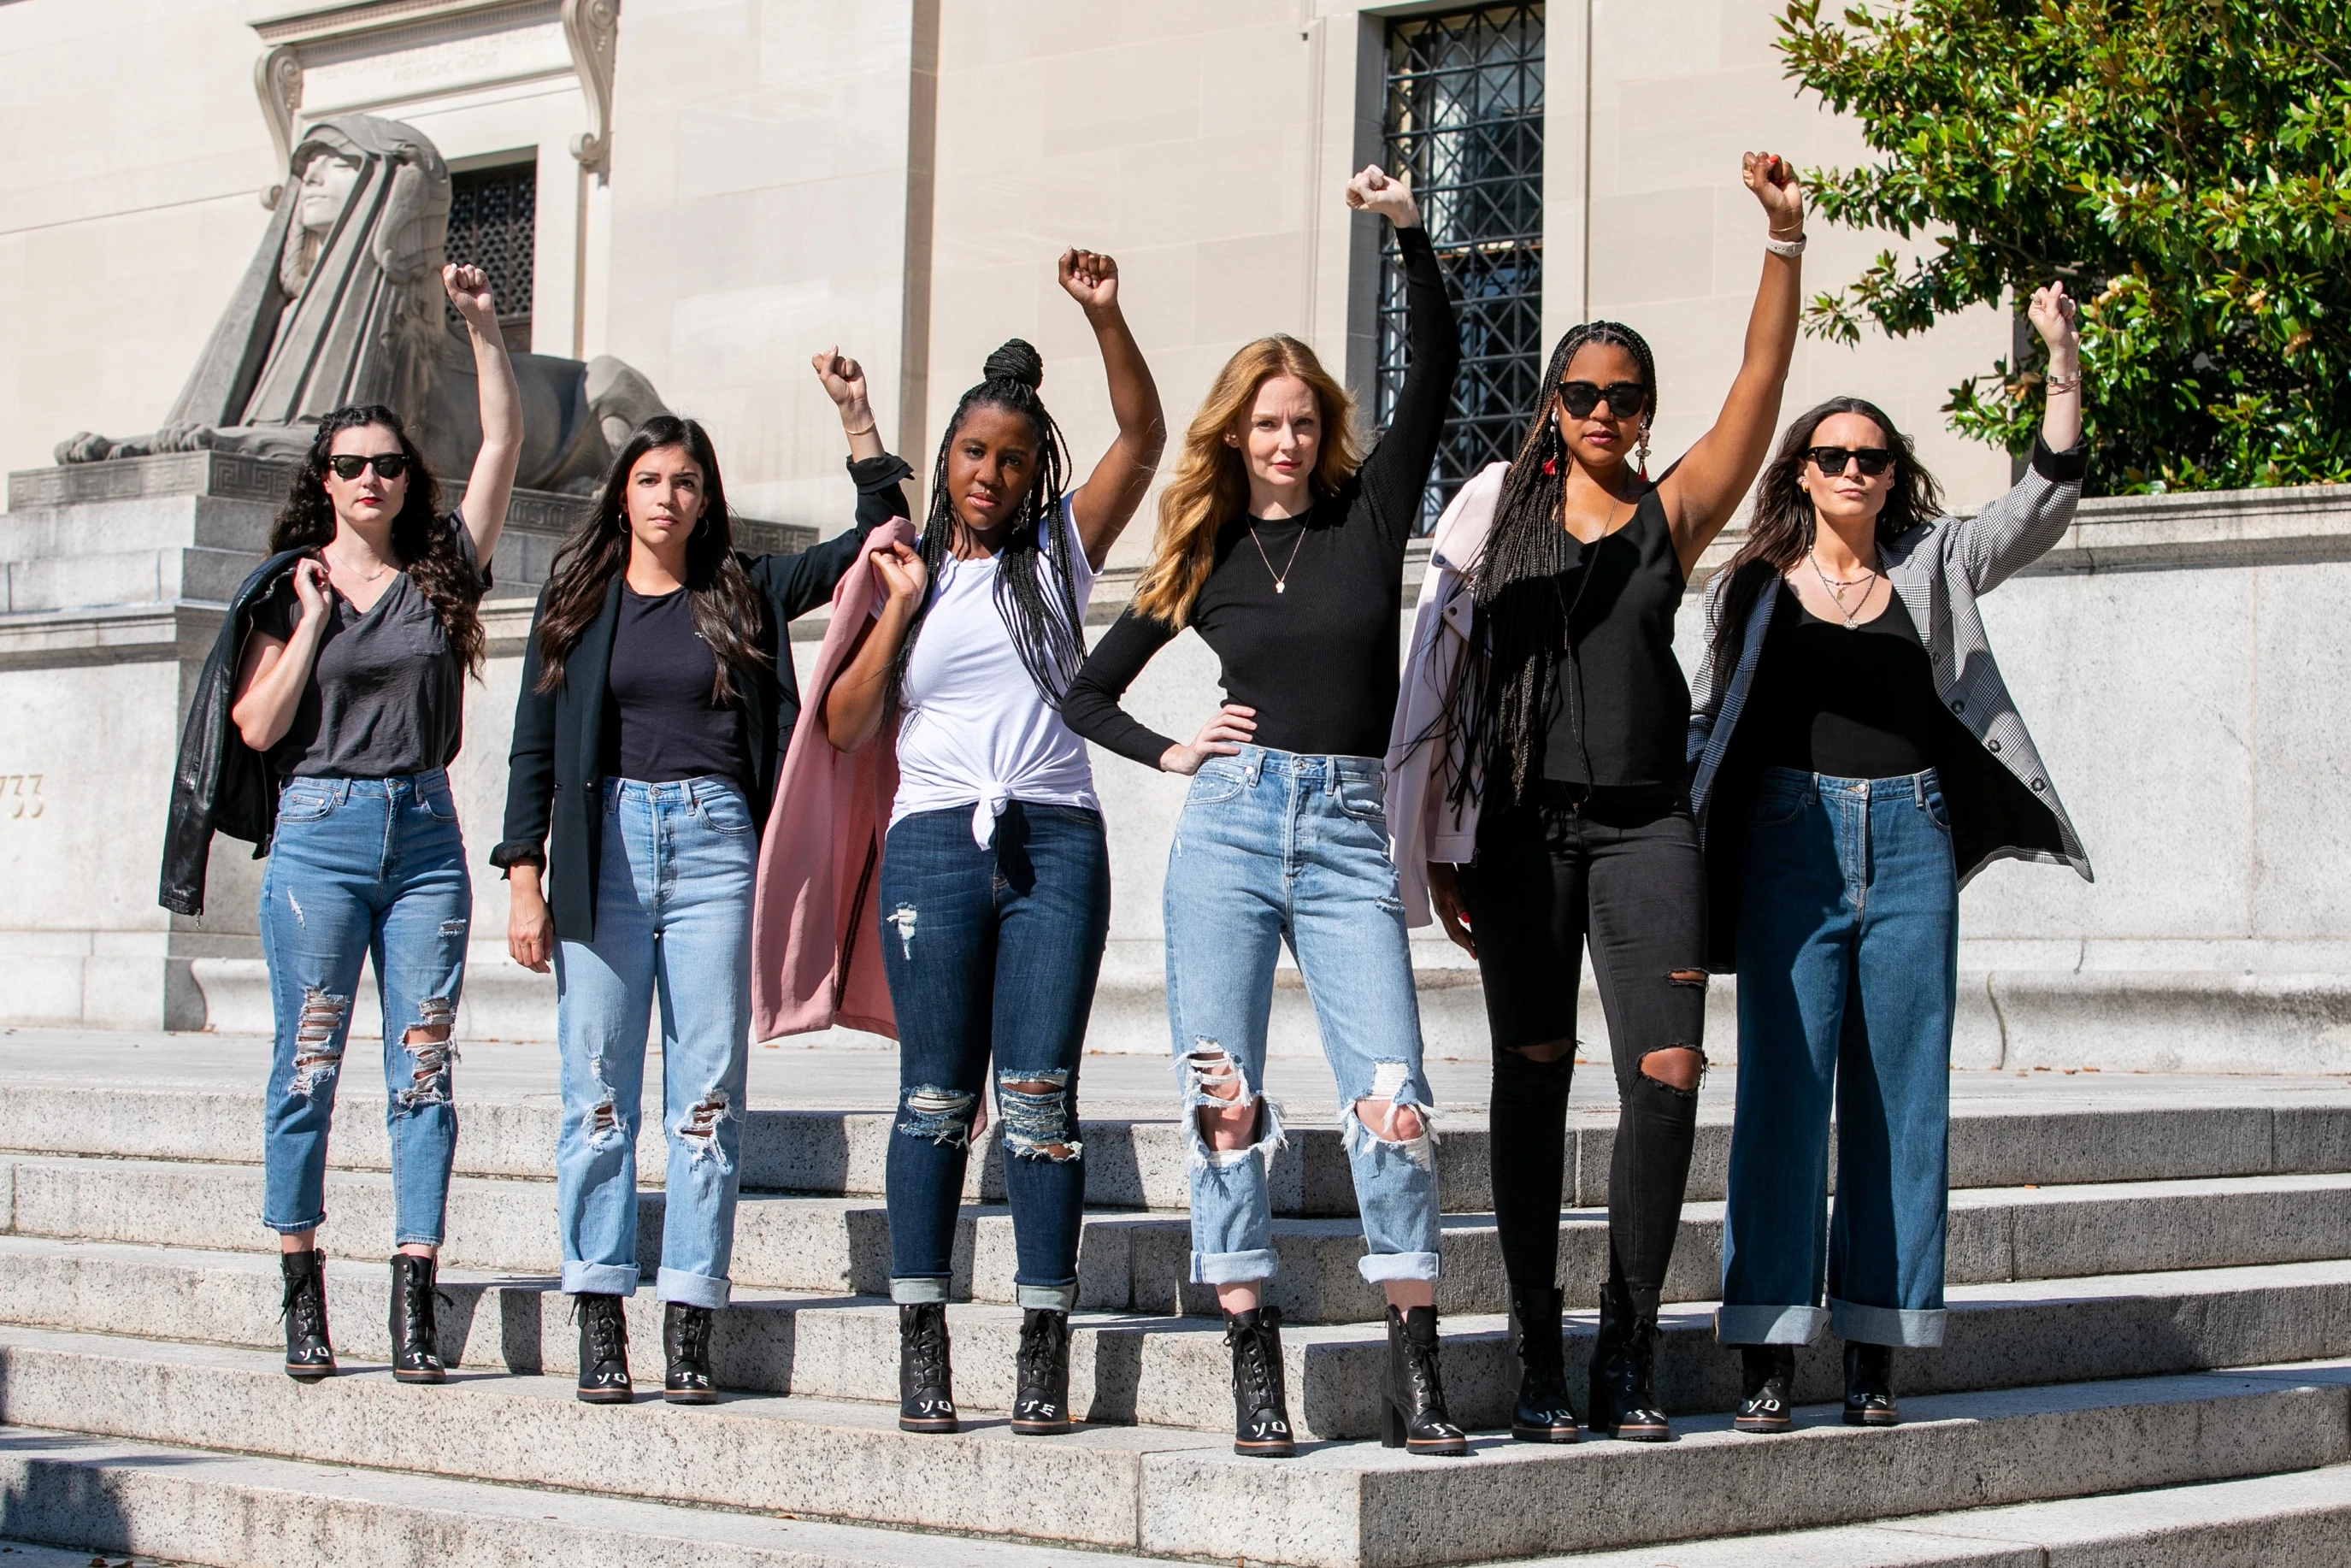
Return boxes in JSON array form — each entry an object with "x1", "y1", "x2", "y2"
[
  {"x1": 1058, "y1": 250, "x2": 1165, "y2": 570},
  {"x1": 1656, "y1": 152, "x2": 1806, "y2": 577},
  {"x1": 443, "y1": 263, "x2": 521, "y2": 564}
]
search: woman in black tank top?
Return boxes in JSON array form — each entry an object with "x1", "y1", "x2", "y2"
[{"x1": 1427, "y1": 152, "x2": 1808, "y2": 1443}]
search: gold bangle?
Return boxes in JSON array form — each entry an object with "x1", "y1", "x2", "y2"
[
  {"x1": 2045, "y1": 374, "x2": 2082, "y2": 395},
  {"x1": 842, "y1": 421, "x2": 877, "y2": 438}
]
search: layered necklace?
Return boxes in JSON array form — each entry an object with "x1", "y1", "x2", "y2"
[{"x1": 1806, "y1": 549, "x2": 1880, "y2": 629}]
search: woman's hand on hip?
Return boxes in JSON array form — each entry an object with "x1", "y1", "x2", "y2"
[
  {"x1": 507, "y1": 869, "x2": 554, "y2": 974},
  {"x1": 1427, "y1": 860, "x2": 1476, "y2": 958},
  {"x1": 1159, "y1": 704, "x2": 1255, "y2": 775}
]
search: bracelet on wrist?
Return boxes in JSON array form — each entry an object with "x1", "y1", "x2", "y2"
[
  {"x1": 841, "y1": 421, "x2": 877, "y2": 439},
  {"x1": 1764, "y1": 231, "x2": 1807, "y2": 258},
  {"x1": 2043, "y1": 373, "x2": 2082, "y2": 395}
]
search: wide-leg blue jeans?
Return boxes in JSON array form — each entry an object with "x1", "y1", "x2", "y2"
[
  {"x1": 1718, "y1": 767, "x2": 1959, "y2": 1348},
  {"x1": 554, "y1": 777, "x2": 755, "y2": 1309},
  {"x1": 259, "y1": 770, "x2": 469, "y2": 1247}
]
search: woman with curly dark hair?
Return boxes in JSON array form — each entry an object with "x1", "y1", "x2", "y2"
[
  {"x1": 229, "y1": 262, "x2": 520, "y2": 1386},
  {"x1": 492, "y1": 397, "x2": 901, "y2": 1406}
]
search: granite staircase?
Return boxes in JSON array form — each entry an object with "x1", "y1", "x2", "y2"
[{"x1": 1, "y1": 1065, "x2": 2348, "y2": 1565}]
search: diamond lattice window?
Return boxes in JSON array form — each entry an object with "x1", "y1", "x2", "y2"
[
  {"x1": 1378, "y1": 4, "x2": 1545, "y2": 529},
  {"x1": 445, "y1": 162, "x2": 537, "y2": 352}
]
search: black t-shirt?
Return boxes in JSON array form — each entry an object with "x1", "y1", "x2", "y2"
[
  {"x1": 1539, "y1": 492, "x2": 1691, "y2": 788},
  {"x1": 598, "y1": 582, "x2": 751, "y2": 788},
  {"x1": 1064, "y1": 226, "x2": 1460, "y2": 763},
  {"x1": 1745, "y1": 581, "x2": 1938, "y2": 778},
  {"x1": 250, "y1": 516, "x2": 478, "y2": 778}
]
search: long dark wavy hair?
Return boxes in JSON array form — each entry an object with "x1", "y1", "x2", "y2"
[
  {"x1": 1451, "y1": 321, "x2": 1659, "y2": 811},
  {"x1": 532, "y1": 416, "x2": 769, "y2": 699},
  {"x1": 270, "y1": 404, "x2": 484, "y2": 674},
  {"x1": 1702, "y1": 396, "x2": 1944, "y2": 687},
  {"x1": 893, "y1": 339, "x2": 1083, "y2": 710}
]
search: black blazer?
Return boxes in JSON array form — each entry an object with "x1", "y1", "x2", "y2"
[{"x1": 492, "y1": 454, "x2": 911, "y2": 941}]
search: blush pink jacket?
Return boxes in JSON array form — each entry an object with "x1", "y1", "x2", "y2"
[{"x1": 749, "y1": 516, "x2": 916, "y2": 1041}]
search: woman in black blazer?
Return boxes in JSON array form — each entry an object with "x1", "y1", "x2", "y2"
[{"x1": 492, "y1": 383, "x2": 903, "y2": 1404}]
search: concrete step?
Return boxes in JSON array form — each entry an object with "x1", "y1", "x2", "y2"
[
  {"x1": 5, "y1": 1081, "x2": 2344, "y2": 1213},
  {"x1": 8, "y1": 1153, "x2": 2349, "y2": 1322},
  {"x1": 4, "y1": 1235, "x2": 2348, "y2": 1441},
  {"x1": 5, "y1": 1424, "x2": 2347, "y2": 1568},
  {"x1": 0, "y1": 1322, "x2": 2345, "y2": 1566}
]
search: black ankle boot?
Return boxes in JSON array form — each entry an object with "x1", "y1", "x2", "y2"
[
  {"x1": 1380, "y1": 1304, "x2": 1469, "y2": 1456},
  {"x1": 573, "y1": 1293, "x2": 631, "y2": 1404},
  {"x1": 663, "y1": 1301, "x2": 716, "y2": 1405},
  {"x1": 1735, "y1": 1345, "x2": 1795, "y2": 1433},
  {"x1": 1587, "y1": 1282, "x2": 1670, "y2": 1441},
  {"x1": 1508, "y1": 1287, "x2": 1578, "y2": 1443},
  {"x1": 279, "y1": 1247, "x2": 334, "y2": 1382},
  {"x1": 1223, "y1": 1305, "x2": 1295, "y2": 1458},
  {"x1": 898, "y1": 1302, "x2": 957, "y2": 1433},
  {"x1": 1011, "y1": 1308, "x2": 1074, "y2": 1435},
  {"x1": 1843, "y1": 1341, "x2": 1899, "y2": 1426},
  {"x1": 387, "y1": 1254, "x2": 445, "y2": 1383}
]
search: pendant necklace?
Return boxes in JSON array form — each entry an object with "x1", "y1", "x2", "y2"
[
  {"x1": 1248, "y1": 519, "x2": 1308, "y2": 594},
  {"x1": 1807, "y1": 551, "x2": 1878, "y2": 630}
]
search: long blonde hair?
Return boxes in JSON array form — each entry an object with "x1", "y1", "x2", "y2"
[{"x1": 1130, "y1": 334, "x2": 1363, "y2": 626}]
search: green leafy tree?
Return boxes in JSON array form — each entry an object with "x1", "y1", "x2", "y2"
[{"x1": 1779, "y1": 0, "x2": 2351, "y2": 492}]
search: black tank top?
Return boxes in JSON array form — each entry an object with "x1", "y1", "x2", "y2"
[
  {"x1": 1541, "y1": 492, "x2": 1690, "y2": 788},
  {"x1": 1747, "y1": 581, "x2": 1938, "y2": 778}
]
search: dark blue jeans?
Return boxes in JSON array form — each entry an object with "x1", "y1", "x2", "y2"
[
  {"x1": 880, "y1": 801, "x2": 1110, "y2": 1310},
  {"x1": 1719, "y1": 767, "x2": 1959, "y2": 1349}
]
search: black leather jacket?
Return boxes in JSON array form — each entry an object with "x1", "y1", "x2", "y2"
[{"x1": 158, "y1": 548, "x2": 307, "y2": 917}]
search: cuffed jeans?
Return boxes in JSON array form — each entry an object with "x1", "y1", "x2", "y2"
[
  {"x1": 881, "y1": 801, "x2": 1109, "y2": 1312},
  {"x1": 1719, "y1": 767, "x2": 1960, "y2": 1349},
  {"x1": 1164, "y1": 747, "x2": 1441, "y2": 1288},
  {"x1": 554, "y1": 777, "x2": 755, "y2": 1309},
  {"x1": 259, "y1": 770, "x2": 468, "y2": 1247}
]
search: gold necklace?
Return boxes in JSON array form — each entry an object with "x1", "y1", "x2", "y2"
[
  {"x1": 1247, "y1": 519, "x2": 1308, "y2": 594},
  {"x1": 1807, "y1": 551, "x2": 1880, "y2": 629}
]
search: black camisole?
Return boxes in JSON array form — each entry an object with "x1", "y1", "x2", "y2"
[
  {"x1": 1541, "y1": 492, "x2": 1691, "y2": 788},
  {"x1": 1745, "y1": 581, "x2": 1939, "y2": 778}
]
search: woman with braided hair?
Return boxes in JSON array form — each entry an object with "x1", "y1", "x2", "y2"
[
  {"x1": 1421, "y1": 151, "x2": 1806, "y2": 1443},
  {"x1": 818, "y1": 248, "x2": 1163, "y2": 1437}
]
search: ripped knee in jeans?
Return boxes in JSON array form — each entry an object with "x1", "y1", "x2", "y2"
[
  {"x1": 290, "y1": 987, "x2": 350, "y2": 1098},
  {"x1": 677, "y1": 1088, "x2": 734, "y2": 1168},
  {"x1": 1346, "y1": 1059, "x2": 1437, "y2": 1171},
  {"x1": 1638, "y1": 1044, "x2": 1706, "y2": 1094},
  {"x1": 394, "y1": 997, "x2": 457, "y2": 1109},
  {"x1": 1184, "y1": 1042, "x2": 1282, "y2": 1171},
  {"x1": 998, "y1": 1068, "x2": 1081, "y2": 1162},
  {"x1": 899, "y1": 1084, "x2": 978, "y2": 1149}
]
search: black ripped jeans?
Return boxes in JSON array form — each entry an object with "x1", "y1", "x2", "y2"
[{"x1": 1459, "y1": 784, "x2": 1707, "y2": 1323}]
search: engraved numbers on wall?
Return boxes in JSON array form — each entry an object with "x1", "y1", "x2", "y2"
[{"x1": 0, "y1": 775, "x2": 45, "y2": 820}]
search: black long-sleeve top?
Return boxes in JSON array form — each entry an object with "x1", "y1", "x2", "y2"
[
  {"x1": 1064, "y1": 226, "x2": 1459, "y2": 764},
  {"x1": 491, "y1": 454, "x2": 910, "y2": 942}
]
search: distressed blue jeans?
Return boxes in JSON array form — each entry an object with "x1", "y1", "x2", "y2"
[
  {"x1": 554, "y1": 777, "x2": 755, "y2": 1309},
  {"x1": 1164, "y1": 747, "x2": 1441, "y2": 1288},
  {"x1": 1719, "y1": 767, "x2": 1960, "y2": 1349},
  {"x1": 259, "y1": 770, "x2": 469, "y2": 1247},
  {"x1": 880, "y1": 801, "x2": 1109, "y2": 1311}
]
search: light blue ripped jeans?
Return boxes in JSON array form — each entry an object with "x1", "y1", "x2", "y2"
[
  {"x1": 260, "y1": 770, "x2": 469, "y2": 1247},
  {"x1": 553, "y1": 777, "x2": 755, "y2": 1309},
  {"x1": 1163, "y1": 746, "x2": 1441, "y2": 1287}
]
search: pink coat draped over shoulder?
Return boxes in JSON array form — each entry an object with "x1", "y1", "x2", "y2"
[{"x1": 750, "y1": 516, "x2": 916, "y2": 1041}]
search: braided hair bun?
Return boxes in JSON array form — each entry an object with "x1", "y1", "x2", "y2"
[{"x1": 982, "y1": 339, "x2": 1045, "y2": 390}]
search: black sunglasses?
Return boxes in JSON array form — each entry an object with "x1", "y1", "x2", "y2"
[
  {"x1": 327, "y1": 452, "x2": 410, "y2": 481},
  {"x1": 1806, "y1": 445, "x2": 1895, "y2": 478},
  {"x1": 1558, "y1": 380, "x2": 1649, "y2": 420}
]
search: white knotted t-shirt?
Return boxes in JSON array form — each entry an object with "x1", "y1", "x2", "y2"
[{"x1": 887, "y1": 496, "x2": 1101, "y2": 845}]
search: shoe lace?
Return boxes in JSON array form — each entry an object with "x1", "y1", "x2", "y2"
[
  {"x1": 280, "y1": 1264, "x2": 326, "y2": 1340},
  {"x1": 574, "y1": 1297, "x2": 628, "y2": 1365},
  {"x1": 904, "y1": 1311, "x2": 950, "y2": 1388},
  {"x1": 1402, "y1": 1322, "x2": 1449, "y2": 1410},
  {"x1": 1016, "y1": 1312, "x2": 1065, "y2": 1386},
  {"x1": 1225, "y1": 1317, "x2": 1281, "y2": 1413},
  {"x1": 676, "y1": 1306, "x2": 711, "y2": 1362}
]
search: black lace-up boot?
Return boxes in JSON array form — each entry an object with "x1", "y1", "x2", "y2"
[
  {"x1": 1223, "y1": 1305, "x2": 1295, "y2": 1458},
  {"x1": 574, "y1": 1293, "x2": 632, "y2": 1404},
  {"x1": 387, "y1": 1253, "x2": 445, "y2": 1384},
  {"x1": 1587, "y1": 1280, "x2": 1670, "y2": 1441},
  {"x1": 1508, "y1": 1287, "x2": 1578, "y2": 1442},
  {"x1": 898, "y1": 1302, "x2": 957, "y2": 1433},
  {"x1": 279, "y1": 1247, "x2": 334, "y2": 1382},
  {"x1": 1735, "y1": 1345, "x2": 1795, "y2": 1434},
  {"x1": 1380, "y1": 1304, "x2": 1469, "y2": 1456},
  {"x1": 663, "y1": 1301, "x2": 717, "y2": 1405},
  {"x1": 1843, "y1": 1341, "x2": 1899, "y2": 1426},
  {"x1": 1011, "y1": 1308, "x2": 1074, "y2": 1435}
]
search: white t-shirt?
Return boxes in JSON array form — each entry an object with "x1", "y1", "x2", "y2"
[{"x1": 889, "y1": 496, "x2": 1101, "y2": 844}]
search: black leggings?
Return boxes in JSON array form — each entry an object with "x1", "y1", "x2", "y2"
[{"x1": 1460, "y1": 785, "x2": 1707, "y2": 1322}]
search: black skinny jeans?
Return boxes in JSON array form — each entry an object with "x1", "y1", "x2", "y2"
[{"x1": 1459, "y1": 785, "x2": 1707, "y2": 1322}]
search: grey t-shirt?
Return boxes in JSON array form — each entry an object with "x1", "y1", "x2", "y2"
[{"x1": 252, "y1": 516, "x2": 480, "y2": 779}]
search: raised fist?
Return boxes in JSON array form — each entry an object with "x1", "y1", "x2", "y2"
[
  {"x1": 1346, "y1": 164, "x2": 1421, "y2": 229},
  {"x1": 1058, "y1": 249, "x2": 1120, "y2": 312},
  {"x1": 810, "y1": 347, "x2": 871, "y2": 417},
  {"x1": 1741, "y1": 151, "x2": 1805, "y2": 237},
  {"x1": 2028, "y1": 280, "x2": 2080, "y2": 356},
  {"x1": 443, "y1": 263, "x2": 498, "y2": 333}
]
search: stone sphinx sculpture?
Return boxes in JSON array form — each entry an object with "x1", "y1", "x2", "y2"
[{"x1": 58, "y1": 113, "x2": 663, "y2": 493}]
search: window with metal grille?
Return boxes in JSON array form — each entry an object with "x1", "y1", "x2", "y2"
[
  {"x1": 445, "y1": 161, "x2": 536, "y2": 353},
  {"x1": 1378, "y1": 4, "x2": 1545, "y2": 529}
]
